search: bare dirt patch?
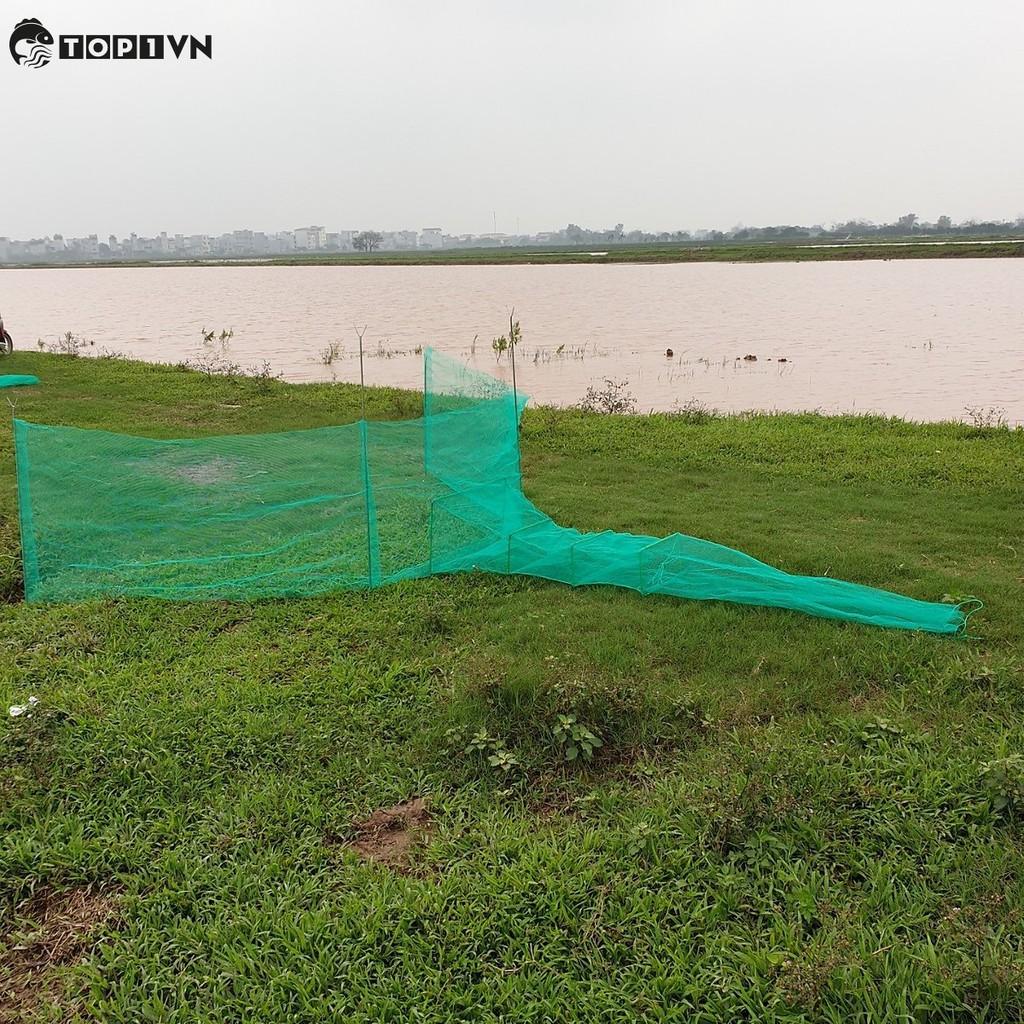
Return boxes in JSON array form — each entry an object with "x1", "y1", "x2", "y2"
[
  {"x1": 343, "y1": 797, "x2": 433, "y2": 871},
  {"x1": 1, "y1": 884, "x2": 120, "y2": 1024}
]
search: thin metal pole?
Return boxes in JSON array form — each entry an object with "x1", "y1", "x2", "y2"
[
  {"x1": 355, "y1": 323, "x2": 367, "y2": 421},
  {"x1": 423, "y1": 346, "x2": 430, "y2": 474},
  {"x1": 353, "y1": 324, "x2": 376, "y2": 585},
  {"x1": 508, "y1": 308, "x2": 522, "y2": 486},
  {"x1": 508, "y1": 308, "x2": 519, "y2": 426}
]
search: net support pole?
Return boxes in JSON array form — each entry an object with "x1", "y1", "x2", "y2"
[
  {"x1": 359, "y1": 418, "x2": 380, "y2": 587},
  {"x1": 355, "y1": 324, "x2": 378, "y2": 585},
  {"x1": 12, "y1": 419, "x2": 40, "y2": 600},
  {"x1": 357, "y1": 324, "x2": 367, "y2": 422},
  {"x1": 508, "y1": 310, "x2": 522, "y2": 486},
  {"x1": 508, "y1": 309, "x2": 519, "y2": 423},
  {"x1": 423, "y1": 347, "x2": 431, "y2": 476}
]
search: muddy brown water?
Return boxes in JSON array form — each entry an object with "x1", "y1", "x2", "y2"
[{"x1": 2, "y1": 259, "x2": 1021, "y2": 422}]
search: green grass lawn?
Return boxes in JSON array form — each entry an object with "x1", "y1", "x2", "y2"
[{"x1": 1, "y1": 353, "x2": 1023, "y2": 1022}]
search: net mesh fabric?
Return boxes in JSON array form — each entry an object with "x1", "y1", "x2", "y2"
[{"x1": 14, "y1": 349, "x2": 966, "y2": 633}]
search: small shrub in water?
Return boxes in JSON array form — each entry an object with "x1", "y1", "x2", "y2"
[
  {"x1": 201, "y1": 326, "x2": 234, "y2": 346},
  {"x1": 319, "y1": 341, "x2": 343, "y2": 365},
  {"x1": 491, "y1": 317, "x2": 522, "y2": 362},
  {"x1": 39, "y1": 331, "x2": 91, "y2": 357}
]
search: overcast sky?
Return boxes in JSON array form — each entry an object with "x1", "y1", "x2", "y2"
[{"x1": 4, "y1": 0, "x2": 1023, "y2": 239}]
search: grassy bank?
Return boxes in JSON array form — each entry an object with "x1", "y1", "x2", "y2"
[
  {"x1": 1, "y1": 353, "x2": 1023, "y2": 1022},
  {"x1": 4, "y1": 238, "x2": 1024, "y2": 270}
]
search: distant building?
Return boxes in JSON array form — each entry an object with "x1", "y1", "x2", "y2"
[
  {"x1": 325, "y1": 231, "x2": 352, "y2": 251},
  {"x1": 293, "y1": 226, "x2": 326, "y2": 251},
  {"x1": 381, "y1": 230, "x2": 418, "y2": 251},
  {"x1": 230, "y1": 229, "x2": 255, "y2": 255},
  {"x1": 74, "y1": 234, "x2": 100, "y2": 257},
  {"x1": 419, "y1": 227, "x2": 443, "y2": 250}
]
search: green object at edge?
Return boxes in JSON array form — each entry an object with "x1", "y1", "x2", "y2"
[{"x1": 0, "y1": 374, "x2": 40, "y2": 389}]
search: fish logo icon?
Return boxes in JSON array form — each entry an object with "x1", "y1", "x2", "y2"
[{"x1": 9, "y1": 17, "x2": 53, "y2": 67}]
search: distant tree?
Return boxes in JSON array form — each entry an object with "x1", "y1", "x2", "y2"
[
  {"x1": 828, "y1": 219, "x2": 874, "y2": 237},
  {"x1": 896, "y1": 212, "x2": 919, "y2": 234},
  {"x1": 770, "y1": 226, "x2": 809, "y2": 239},
  {"x1": 936, "y1": 215, "x2": 952, "y2": 232},
  {"x1": 353, "y1": 231, "x2": 382, "y2": 252}
]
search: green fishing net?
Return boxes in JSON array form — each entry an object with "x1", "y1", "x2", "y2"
[
  {"x1": 13, "y1": 349, "x2": 968, "y2": 633},
  {"x1": 0, "y1": 374, "x2": 40, "y2": 389}
]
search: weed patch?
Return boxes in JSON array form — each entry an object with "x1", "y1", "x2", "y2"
[{"x1": 1, "y1": 884, "x2": 119, "y2": 1023}]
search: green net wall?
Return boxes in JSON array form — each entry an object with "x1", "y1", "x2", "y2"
[{"x1": 14, "y1": 349, "x2": 968, "y2": 633}]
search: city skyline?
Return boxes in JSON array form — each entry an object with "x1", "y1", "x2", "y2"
[{"x1": 3, "y1": 208, "x2": 1023, "y2": 264}]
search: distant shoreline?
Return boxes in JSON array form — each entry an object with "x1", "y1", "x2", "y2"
[{"x1": 2, "y1": 237, "x2": 1023, "y2": 270}]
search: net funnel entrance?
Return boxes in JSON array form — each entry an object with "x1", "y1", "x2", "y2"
[{"x1": 14, "y1": 349, "x2": 968, "y2": 634}]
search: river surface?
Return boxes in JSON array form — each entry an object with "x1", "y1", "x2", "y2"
[{"x1": 2, "y1": 260, "x2": 1022, "y2": 422}]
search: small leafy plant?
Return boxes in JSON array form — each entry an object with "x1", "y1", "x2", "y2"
[
  {"x1": 463, "y1": 727, "x2": 498, "y2": 755},
  {"x1": 979, "y1": 754, "x2": 1024, "y2": 819},
  {"x1": 486, "y1": 748, "x2": 521, "y2": 774},
  {"x1": 551, "y1": 713, "x2": 603, "y2": 763},
  {"x1": 856, "y1": 717, "x2": 906, "y2": 746},
  {"x1": 670, "y1": 695, "x2": 715, "y2": 733},
  {"x1": 462, "y1": 728, "x2": 521, "y2": 775},
  {"x1": 491, "y1": 317, "x2": 522, "y2": 362}
]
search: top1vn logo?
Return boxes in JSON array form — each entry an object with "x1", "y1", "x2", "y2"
[
  {"x1": 59, "y1": 34, "x2": 213, "y2": 60},
  {"x1": 8, "y1": 17, "x2": 213, "y2": 66}
]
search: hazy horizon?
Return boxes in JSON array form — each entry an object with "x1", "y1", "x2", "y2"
[{"x1": 6, "y1": 0, "x2": 1023, "y2": 239}]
